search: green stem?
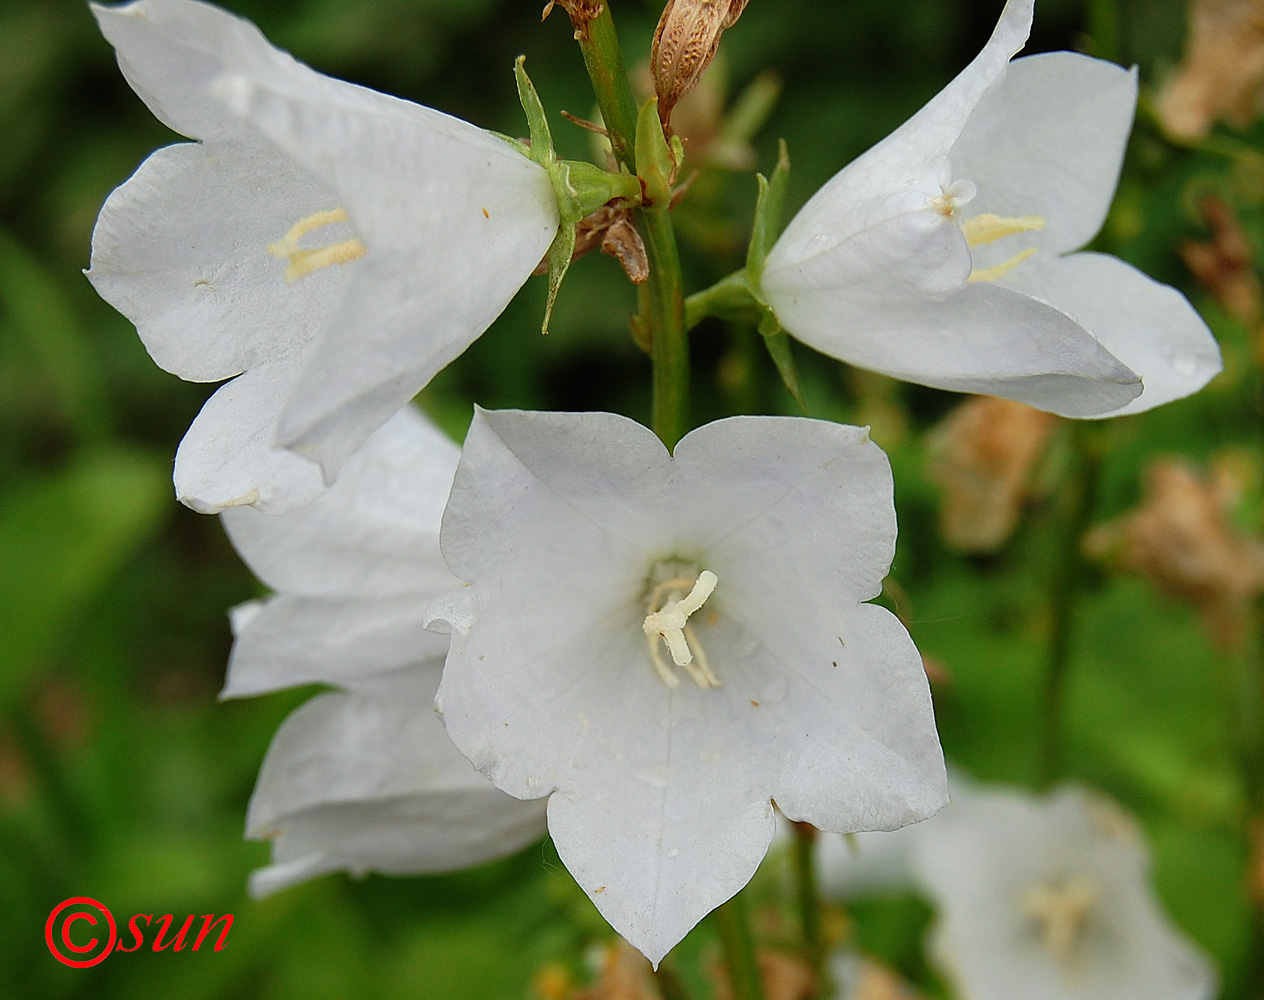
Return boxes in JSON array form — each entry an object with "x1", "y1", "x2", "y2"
[
  {"x1": 791, "y1": 822, "x2": 828, "y2": 995},
  {"x1": 714, "y1": 891, "x2": 766, "y2": 1000},
  {"x1": 569, "y1": 3, "x2": 639, "y2": 172},
  {"x1": 684, "y1": 270, "x2": 753, "y2": 331},
  {"x1": 641, "y1": 207, "x2": 689, "y2": 448},
  {"x1": 1039, "y1": 425, "x2": 1102, "y2": 787},
  {"x1": 564, "y1": 1, "x2": 688, "y2": 448}
]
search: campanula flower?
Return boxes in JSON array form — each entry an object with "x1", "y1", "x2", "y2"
[
  {"x1": 761, "y1": 0, "x2": 1221, "y2": 418},
  {"x1": 88, "y1": 0, "x2": 558, "y2": 513},
  {"x1": 425, "y1": 409, "x2": 947, "y2": 964}
]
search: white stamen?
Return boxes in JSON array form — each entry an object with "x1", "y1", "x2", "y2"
[{"x1": 643, "y1": 570, "x2": 720, "y2": 689}]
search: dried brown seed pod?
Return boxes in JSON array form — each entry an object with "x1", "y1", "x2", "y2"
[{"x1": 650, "y1": 0, "x2": 750, "y2": 130}]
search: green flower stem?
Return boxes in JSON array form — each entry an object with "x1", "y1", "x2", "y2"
[
  {"x1": 570, "y1": 3, "x2": 639, "y2": 172},
  {"x1": 791, "y1": 821, "x2": 828, "y2": 994},
  {"x1": 714, "y1": 890, "x2": 766, "y2": 1000},
  {"x1": 1039, "y1": 424, "x2": 1102, "y2": 787},
  {"x1": 640, "y1": 206, "x2": 689, "y2": 448},
  {"x1": 684, "y1": 270, "x2": 754, "y2": 331}
]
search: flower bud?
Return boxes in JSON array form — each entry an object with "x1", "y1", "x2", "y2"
[{"x1": 650, "y1": 0, "x2": 750, "y2": 129}]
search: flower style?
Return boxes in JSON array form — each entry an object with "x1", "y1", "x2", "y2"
[
  {"x1": 760, "y1": 0, "x2": 1221, "y2": 418},
  {"x1": 220, "y1": 407, "x2": 546, "y2": 893},
  {"x1": 913, "y1": 783, "x2": 1217, "y2": 1000},
  {"x1": 87, "y1": 0, "x2": 559, "y2": 514},
  {"x1": 425, "y1": 409, "x2": 948, "y2": 964}
]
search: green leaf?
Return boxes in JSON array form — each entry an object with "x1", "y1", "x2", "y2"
[
  {"x1": 0, "y1": 225, "x2": 108, "y2": 441},
  {"x1": 0, "y1": 447, "x2": 170, "y2": 707}
]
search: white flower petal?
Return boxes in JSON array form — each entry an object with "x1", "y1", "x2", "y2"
[
  {"x1": 952, "y1": 53, "x2": 1138, "y2": 257},
  {"x1": 91, "y1": 0, "x2": 290, "y2": 143},
  {"x1": 175, "y1": 359, "x2": 327, "y2": 514},
  {"x1": 222, "y1": 593, "x2": 444, "y2": 697},
  {"x1": 246, "y1": 664, "x2": 548, "y2": 896},
  {"x1": 212, "y1": 69, "x2": 559, "y2": 478},
  {"x1": 87, "y1": 139, "x2": 345, "y2": 382},
  {"x1": 221, "y1": 405, "x2": 460, "y2": 593},
  {"x1": 1003, "y1": 252, "x2": 1223, "y2": 416},
  {"x1": 671, "y1": 417, "x2": 895, "y2": 600},
  {"x1": 764, "y1": 242, "x2": 1142, "y2": 417},
  {"x1": 767, "y1": 0, "x2": 1033, "y2": 263}
]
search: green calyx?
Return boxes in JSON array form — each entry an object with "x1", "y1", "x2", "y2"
[{"x1": 513, "y1": 56, "x2": 641, "y2": 334}]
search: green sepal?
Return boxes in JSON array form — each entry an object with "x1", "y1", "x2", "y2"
[
  {"x1": 540, "y1": 220, "x2": 576, "y2": 336},
  {"x1": 514, "y1": 56, "x2": 554, "y2": 169},
  {"x1": 635, "y1": 97, "x2": 675, "y2": 207},
  {"x1": 746, "y1": 138, "x2": 790, "y2": 283},
  {"x1": 515, "y1": 56, "x2": 643, "y2": 334},
  {"x1": 757, "y1": 314, "x2": 809, "y2": 415}
]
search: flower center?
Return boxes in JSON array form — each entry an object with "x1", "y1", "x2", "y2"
[
  {"x1": 1021, "y1": 875, "x2": 1099, "y2": 965},
  {"x1": 267, "y1": 208, "x2": 367, "y2": 283},
  {"x1": 642, "y1": 565, "x2": 721, "y2": 690},
  {"x1": 931, "y1": 183, "x2": 1046, "y2": 284}
]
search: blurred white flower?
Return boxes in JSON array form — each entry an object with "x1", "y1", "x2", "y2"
[
  {"x1": 813, "y1": 780, "x2": 1217, "y2": 1000},
  {"x1": 221, "y1": 407, "x2": 546, "y2": 894},
  {"x1": 425, "y1": 409, "x2": 947, "y2": 965},
  {"x1": 916, "y1": 783, "x2": 1216, "y2": 1000},
  {"x1": 88, "y1": 0, "x2": 558, "y2": 514},
  {"x1": 761, "y1": 0, "x2": 1221, "y2": 418}
]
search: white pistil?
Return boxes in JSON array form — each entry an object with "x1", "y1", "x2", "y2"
[
  {"x1": 643, "y1": 570, "x2": 720, "y2": 690},
  {"x1": 267, "y1": 207, "x2": 367, "y2": 283},
  {"x1": 1021, "y1": 875, "x2": 1099, "y2": 965}
]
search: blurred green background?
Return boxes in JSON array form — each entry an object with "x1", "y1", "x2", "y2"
[{"x1": 2, "y1": 0, "x2": 1261, "y2": 996}]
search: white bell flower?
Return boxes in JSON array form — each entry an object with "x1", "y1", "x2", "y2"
[
  {"x1": 221, "y1": 407, "x2": 546, "y2": 892},
  {"x1": 425, "y1": 409, "x2": 948, "y2": 965},
  {"x1": 916, "y1": 783, "x2": 1217, "y2": 1000},
  {"x1": 87, "y1": 0, "x2": 559, "y2": 513},
  {"x1": 816, "y1": 780, "x2": 1217, "y2": 1000},
  {"x1": 761, "y1": 0, "x2": 1221, "y2": 418}
]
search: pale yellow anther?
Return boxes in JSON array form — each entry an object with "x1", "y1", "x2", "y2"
[
  {"x1": 1021, "y1": 876, "x2": 1099, "y2": 964},
  {"x1": 967, "y1": 247, "x2": 1038, "y2": 283},
  {"x1": 643, "y1": 570, "x2": 721, "y2": 689},
  {"x1": 268, "y1": 207, "x2": 367, "y2": 283},
  {"x1": 961, "y1": 213, "x2": 1046, "y2": 247}
]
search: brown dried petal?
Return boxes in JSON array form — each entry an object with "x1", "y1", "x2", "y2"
[
  {"x1": 1179, "y1": 195, "x2": 1261, "y2": 322},
  {"x1": 927, "y1": 397, "x2": 1057, "y2": 553},
  {"x1": 651, "y1": 0, "x2": 750, "y2": 128},
  {"x1": 1155, "y1": 0, "x2": 1264, "y2": 139},
  {"x1": 1084, "y1": 456, "x2": 1264, "y2": 650}
]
